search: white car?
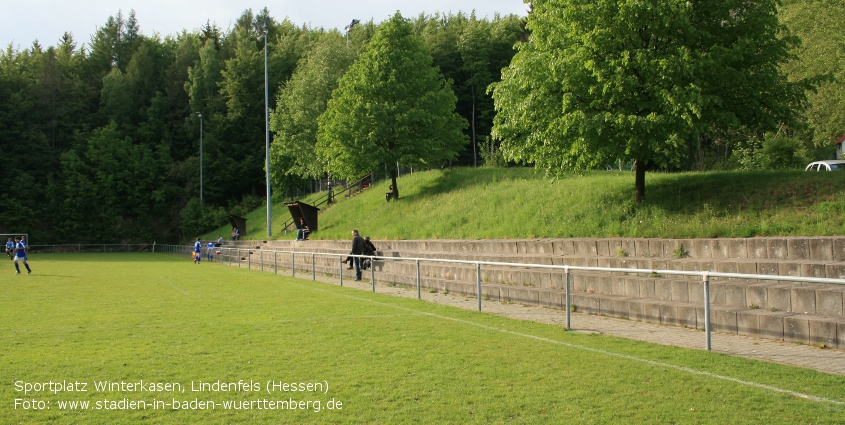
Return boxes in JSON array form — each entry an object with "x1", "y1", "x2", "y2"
[{"x1": 805, "y1": 160, "x2": 845, "y2": 171}]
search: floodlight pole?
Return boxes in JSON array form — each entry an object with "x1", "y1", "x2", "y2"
[
  {"x1": 197, "y1": 112, "x2": 203, "y2": 201},
  {"x1": 261, "y1": 20, "x2": 272, "y2": 238},
  {"x1": 344, "y1": 19, "x2": 359, "y2": 46}
]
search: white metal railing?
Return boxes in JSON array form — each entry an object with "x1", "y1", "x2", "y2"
[{"x1": 157, "y1": 244, "x2": 845, "y2": 352}]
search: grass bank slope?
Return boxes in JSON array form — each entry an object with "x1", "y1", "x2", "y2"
[{"x1": 218, "y1": 167, "x2": 845, "y2": 241}]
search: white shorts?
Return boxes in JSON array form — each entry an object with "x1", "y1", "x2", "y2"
[{"x1": 14, "y1": 255, "x2": 27, "y2": 262}]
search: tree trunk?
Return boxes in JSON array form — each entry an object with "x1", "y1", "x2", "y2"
[
  {"x1": 471, "y1": 85, "x2": 477, "y2": 168},
  {"x1": 634, "y1": 159, "x2": 645, "y2": 203},
  {"x1": 326, "y1": 173, "x2": 333, "y2": 204},
  {"x1": 390, "y1": 169, "x2": 399, "y2": 200}
]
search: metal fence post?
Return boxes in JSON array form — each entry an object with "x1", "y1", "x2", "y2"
[
  {"x1": 371, "y1": 256, "x2": 375, "y2": 292},
  {"x1": 339, "y1": 255, "x2": 343, "y2": 286},
  {"x1": 703, "y1": 272, "x2": 712, "y2": 351},
  {"x1": 416, "y1": 259, "x2": 421, "y2": 299},
  {"x1": 565, "y1": 267, "x2": 571, "y2": 330},
  {"x1": 248, "y1": 250, "x2": 251, "y2": 269},
  {"x1": 237, "y1": 248, "x2": 241, "y2": 268},
  {"x1": 292, "y1": 252, "x2": 296, "y2": 278},
  {"x1": 274, "y1": 251, "x2": 278, "y2": 274},
  {"x1": 476, "y1": 262, "x2": 482, "y2": 311},
  {"x1": 260, "y1": 252, "x2": 264, "y2": 271},
  {"x1": 312, "y1": 253, "x2": 316, "y2": 281}
]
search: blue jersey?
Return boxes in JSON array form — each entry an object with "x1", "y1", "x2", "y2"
[
  {"x1": 5, "y1": 241, "x2": 13, "y2": 250},
  {"x1": 207, "y1": 242, "x2": 214, "y2": 250},
  {"x1": 15, "y1": 241, "x2": 26, "y2": 255},
  {"x1": 194, "y1": 241, "x2": 202, "y2": 252}
]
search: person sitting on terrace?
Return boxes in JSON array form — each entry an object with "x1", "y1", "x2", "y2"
[{"x1": 296, "y1": 218, "x2": 310, "y2": 241}]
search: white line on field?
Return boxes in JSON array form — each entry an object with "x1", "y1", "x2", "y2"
[
  {"x1": 303, "y1": 283, "x2": 845, "y2": 406},
  {"x1": 275, "y1": 314, "x2": 424, "y2": 323},
  {"x1": 157, "y1": 274, "x2": 189, "y2": 295}
]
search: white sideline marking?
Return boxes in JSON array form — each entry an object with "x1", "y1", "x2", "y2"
[
  {"x1": 303, "y1": 283, "x2": 845, "y2": 406},
  {"x1": 275, "y1": 314, "x2": 424, "y2": 324},
  {"x1": 157, "y1": 274, "x2": 189, "y2": 295}
]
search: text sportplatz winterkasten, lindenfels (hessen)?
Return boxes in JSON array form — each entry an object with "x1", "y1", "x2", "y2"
[{"x1": 12, "y1": 379, "x2": 342, "y2": 413}]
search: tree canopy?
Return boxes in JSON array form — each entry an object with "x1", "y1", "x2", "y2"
[
  {"x1": 270, "y1": 32, "x2": 357, "y2": 181},
  {"x1": 492, "y1": 0, "x2": 809, "y2": 201},
  {"x1": 316, "y1": 12, "x2": 468, "y2": 200},
  {"x1": 0, "y1": 3, "x2": 835, "y2": 242}
]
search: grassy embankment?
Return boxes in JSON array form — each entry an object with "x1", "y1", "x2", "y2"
[{"x1": 207, "y1": 167, "x2": 845, "y2": 241}]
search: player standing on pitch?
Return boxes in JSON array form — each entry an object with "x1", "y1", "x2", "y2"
[
  {"x1": 194, "y1": 238, "x2": 202, "y2": 264},
  {"x1": 13, "y1": 236, "x2": 31, "y2": 275}
]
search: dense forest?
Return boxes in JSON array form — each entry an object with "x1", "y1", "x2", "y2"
[
  {"x1": 0, "y1": 9, "x2": 524, "y2": 243},
  {"x1": 1, "y1": 1, "x2": 843, "y2": 243}
]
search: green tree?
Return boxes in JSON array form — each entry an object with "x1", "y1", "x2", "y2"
[
  {"x1": 100, "y1": 67, "x2": 133, "y2": 127},
  {"x1": 270, "y1": 32, "x2": 356, "y2": 181},
  {"x1": 780, "y1": 0, "x2": 845, "y2": 148},
  {"x1": 458, "y1": 17, "x2": 493, "y2": 167},
  {"x1": 492, "y1": 0, "x2": 808, "y2": 202},
  {"x1": 317, "y1": 12, "x2": 468, "y2": 200}
]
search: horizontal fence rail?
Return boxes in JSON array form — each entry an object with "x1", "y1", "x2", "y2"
[{"x1": 154, "y1": 244, "x2": 845, "y2": 352}]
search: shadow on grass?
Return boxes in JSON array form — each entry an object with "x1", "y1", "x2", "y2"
[
  {"x1": 626, "y1": 170, "x2": 834, "y2": 215},
  {"x1": 405, "y1": 166, "x2": 541, "y2": 202}
]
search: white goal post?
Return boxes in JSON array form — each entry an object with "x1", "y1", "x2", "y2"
[{"x1": 1, "y1": 233, "x2": 30, "y2": 249}]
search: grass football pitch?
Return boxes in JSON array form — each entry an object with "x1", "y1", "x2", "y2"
[{"x1": 2, "y1": 253, "x2": 844, "y2": 424}]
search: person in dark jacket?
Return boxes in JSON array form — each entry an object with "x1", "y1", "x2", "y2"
[
  {"x1": 350, "y1": 230, "x2": 365, "y2": 280},
  {"x1": 362, "y1": 236, "x2": 376, "y2": 269}
]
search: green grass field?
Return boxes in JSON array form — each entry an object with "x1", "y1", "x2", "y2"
[{"x1": 2, "y1": 253, "x2": 844, "y2": 424}]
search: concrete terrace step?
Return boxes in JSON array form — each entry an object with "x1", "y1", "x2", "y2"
[
  {"x1": 254, "y1": 239, "x2": 845, "y2": 279},
  {"x1": 257, "y1": 236, "x2": 845, "y2": 262},
  {"x1": 238, "y1": 243, "x2": 845, "y2": 311},
  {"x1": 228, "y1": 237, "x2": 845, "y2": 348},
  {"x1": 238, "y1": 243, "x2": 845, "y2": 317},
  {"x1": 231, "y1": 253, "x2": 845, "y2": 349}
]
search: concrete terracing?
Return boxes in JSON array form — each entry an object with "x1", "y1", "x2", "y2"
[{"x1": 230, "y1": 237, "x2": 845, "y2": 350}]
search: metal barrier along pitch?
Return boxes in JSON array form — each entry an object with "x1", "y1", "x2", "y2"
[{"x1": 157, "y1": 244, "x2": 845, "y2": 352}]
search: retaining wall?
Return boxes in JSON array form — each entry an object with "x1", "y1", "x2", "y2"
[{"x1": 228, "y1": 236, "x2": 845, "y2": 349}]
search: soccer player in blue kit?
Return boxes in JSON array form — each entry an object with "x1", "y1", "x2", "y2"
[
  {"x1": 193, "y1": 238, "x2": 202, "y2": 264},
  {"x1": 13, "y1": 236, "x2": 31, "y2": 274},
  {"x1": 5, "y1": 238, "x2": 13, "y2": 260}
]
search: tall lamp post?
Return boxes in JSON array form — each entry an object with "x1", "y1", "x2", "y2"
[
  {"x1": 260, "y1": 19, "x2": 272, "y2": 238},
  {"x1": 196, "y1": 112, "x2": 203, "y2": 201},
  {"x1": 344, "y1": 19, "x2": 359, "y2": 46}
]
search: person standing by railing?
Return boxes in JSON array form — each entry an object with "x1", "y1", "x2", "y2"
[
  {"x1": 350, "y1": 230, "x2": 365, "y2": 281},
  {"x1": 5, "y1": 238, "x2": 13, "y2": 260}
]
